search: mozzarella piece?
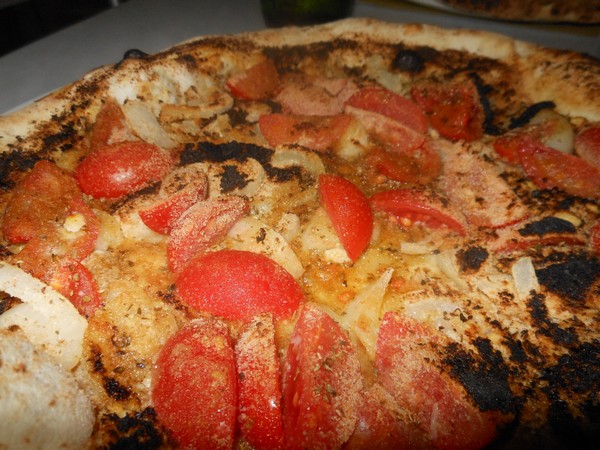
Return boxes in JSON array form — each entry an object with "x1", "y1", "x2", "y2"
[
  {"x1": 531, "y1": 109, "x2": 574, "y2": 154},
  {"x1": 300, "y1": 207, "x2": 351, "y2": 264},
  {"x1": 0, "y1": 262, "x2": 87, "y2": 369}
]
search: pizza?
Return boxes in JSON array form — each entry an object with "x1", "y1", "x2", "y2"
[
  {"x1": 432, "y1": 0, "x2": 600, "y2": 23},
  {"x1": 0, "y1": 18, "x2": 599, "y2": 449}
]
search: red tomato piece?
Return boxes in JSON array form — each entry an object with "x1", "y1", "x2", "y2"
[
  {"x1": 275, "y1": 78, "x2": 353, "y2": 116},
  {"x1": 152, "y1": 318, "x2": 237, "y2": 449},
  {"x1": 376, "y1": 312, "x2": 499, "y2": 450},
  {"x1": 345, "y1": 105, "x2": 425, "y2": 154},
  {"x1": 226, "y1": 58, "x2": 280, "y2": 101},
  {"x1": 518, "y1": 142, "x2": 600, "y2": 199},
  {"x1": 2, "y1": 160, "x2": 80, "y2": 244},
  {"x1": 66, "y1": 195, "x2": 100, "y2": 262},
  {"x1": 235, "y1": 315, "x2": 284, "y2": 450},
  {"x1": 167, "y1": 195, "x2": 249, "y2": 273},
  {"x1": 367, "y1": 141, "x2": 441, "y2": 185},
  {"x1": 88, "y1": 99, "x2": 132, "y2": 151},
  {"x1": 370, "y1": 188, "x2": 466, "y2": 236},
  {"x1": 574, "y1": 125, "x2": 600, "y2": 171},
  {"x1": 175, "y1": 249, "x2": 304, "y2": 320},
  {"x1": 318, "y1": 174, "x2": 373, "y2": 261},
  {"x1": 282, "y1": 304, "x2": 362, "y2": 450},
  {"x1": 258, "y1": 113, "x2": 352, "y2": 152},
  {"x1": 346, "y1": 86, "x2": 428, "y2": 133},
  {"x1": 345, "y1": 383, "x2": 414, "y2": 450},
  {"x1": 139, "y1": 167, "x2": 209, "y2": 235},
  {"x1": 411, "y1": 81, "x2": 484, "y2": 142},
  {"x1": 590, "y1": 220, "x2": 600, "y2": 254},
  {"x1": 50, "y1": 258, "x2": 103, "y2": 318},
  {"x1": 75, "y1": 141, "x2": 173, "y2": 199}
]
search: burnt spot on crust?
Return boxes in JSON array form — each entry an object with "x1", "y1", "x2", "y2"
[
  {"x1": 122, "y1": 49, "x2": 149, "y2": 60},
  {"x1": 469, "y1": 72, "x2": 502, "y2": 135},
  {"x1": 536, "y1": 253, "x2": 600, "y2": 304},
  {"x1": 180, "y1": 141, "x2": 301, "y2": 182},
  {"x1": 541, "y1": 340, "x2": 600, "y2": 445},
  {"x1": 220, "y1": 164, "x2": 249, "y2": 192},
  {"x1": 443, "y1": 338, "x2": 518, "y2": 414},
  {"x1": 527, "y1": 293, "x2": 578, "y2": 346},
  {"x1": 42, "y1": 119, "x2": 78, "y2": 152},
  {"x1": 391, "y1": 45, "x2": 438, "y2": 74},
  {"x1": 0, "y1": 150, "x2": 40, "y2": 190},
  {"x1": 509, "y1": 101, "x2": 556, "y2": 129},
  {"x1": 104, "y1": 376, "x2": 132, "y2": 401},
  {"x1": 518, "y1": 217, "x2": 577, "y2": 237},
  {"x1": 456, "y1": 246, "x2": 489, "y2": 273},
  {"x1": 100, "y1": 408, "x2": 165, "y2": 450}
]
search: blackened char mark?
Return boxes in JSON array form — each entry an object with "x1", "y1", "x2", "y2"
[
  {"x1": 220, "y1": 164, "x2": 249, "y2": 192},
  {"x1": 122, "y1": 49, "x2": 149, "y2": 60},
  {"x1": 535, "y1": 253, "x2": 600, "y2": 304},
  {"x1": 180, "y1": 141, "x2": 301, "y2": 182},
  {"x1": 104, "y1": 376, "x2": 132, "y2": 401},
  {"x1": 469, "y1": 72, "x2": 502, "y2": 135},
  {"x1": 527, "y1": 292, "x2": 578, "y2": 346},
  {"x1": 509, "y1": 101, "x2": 556, "y2": 129},
  {"x1": 0, "y1": 150, "x2": 40, "y2": 190},
  {"x1": 391, "y1": 44, "x2": 439, "y2": 74},
  {"x1": 542, "y1": 340, "x2": 600, "y2": 446},
  {"x1": 101, "y1": 408, "x2": 165, "y2": 450},
  {"x1": 518, "y1": 217, "x2": 577, "y2": 237},
  {"x1": 456, "y1": 246, "x2": 489, "y2": 273},
  {"x1": 443, "y1": 338, "x2": 518, "y2": 415}
]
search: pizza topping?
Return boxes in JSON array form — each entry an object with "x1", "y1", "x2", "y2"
[
  {"x1": 139, "y1": 165, "x2": 209, "y2": 234},
  {"x1": 439, "y1": 142, "x2": 528, "y2": 228},
  {"x1": 75, "y1": 141, "x2": 173, "y2": 199},
  {"x1": 235, "y1": 314, "x2": 284, "y2": 450},
  {"x1": 411, "y1": 80, "x2": 484, "y2": 142},
  {"x1": 574, "y1": 124, "x2": 600, "y2": 171},
  {"x1": 226, "y1": 57, "x2": 280, "y2": 101},
  {"x1": 590, "y1": 220, "x2": 600, "y2": 254},
  {"x1": 281, "y1": 304, "x2": 362, "y2": 449},
  {"x1": 167, "y1": 195, "x2": 249, "y2": 273},
  {"x1": 371, "y1": 188, "x2": 466, "y2": 236},
  {"x1": 151, "y1": 318, "x2": 237, "y2": 449},
  {"x1": 121, "y1": 100, "x2": 178, "y2": 149},
  {"x1": 258, "y1": 113, "x2": 352, "y2": 152},
  {"x1": 528, "y1": 109, "x2": 575, "y2": 154},
  {"x1": 89, "y1": 99, "x2": 135, "y2": 151},
  {"x1": 175, "y1": 249, "x2": 304, "y2": 320},
  {"x1": 376, "y1": 312, "x2": 500, "y2": 449},
  {"x1": 49, "y1": 258, "x2": 103, "y2": 318},
  {"x1": 346, "y1": 86, "x2": 428, "y2": 134},
  {"x1": 366, "y1": 141, "x2": 442, "y2": 185},
  {"x1": 275, "y1": 76, "x2": 357, "y2": 116},
  {"x1": 318, "y1": 174, "x2": 374, "y2": 262}
]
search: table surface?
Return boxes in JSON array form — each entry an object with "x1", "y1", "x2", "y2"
[{"x1": 0, "y1": 0, "x2": 598, "y2": 114}]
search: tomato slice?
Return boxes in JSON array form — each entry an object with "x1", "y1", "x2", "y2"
[
  {"x1": 139, "y1": 166, "x2": 209, "y2": 235},
  {"x1": 376, "y1": 312, "x2": 499, "y2": 450},
  {"x1": 275, "y1": 77, "x2": 356, "y2": 116},
  {"x1": 75, "y1": 141, "x2": 173, "y2": 199},
  {"x1": 370, "y1": 188, "x2": 466, "y2": 236},
  {"x1": 345, "y1": 383, "x2": 413, "y2": 449},
  {"x1": 50, "y1": 258, "x2": 102, "y2": 318},
  {"x1": 366, "y1": 141, "x2": 441, "y2": 185},
  {"x1": 346, "y1": 86, "x2": 428, "y2": 133},
  {"x1": 167, "y1": 195, "x2": 248, "y2": 273},
  {"x1": 345, "y1": 105, "x2": 425, "y2": 154},
  {"x1": 175, "y1": 249, "x2": 304, "y2": 320},
  {"x1": 151, "y1": 318, "x2": 237, "y2": 449},
  {"x1": 282, "y1": 304, "x2": 362, "y2": 450},
  {"x1": 226, "y1": 58, "x2": 280, "y2": 101},
  {"x1": 411, "y1": 81, "x2": 484, "y2": 142},
  {"x1": 518, "y1": 141, "x2": 600, "y2": 199},
  {"x1": 258, "y1": 113, "x2": 352, "y2": 152},
  {"x1": 2, "y1": 161, "x2": 80, "y2": 244},
  {"x1": 318, "y1": 174, "x2": 373, "y2": 261},
  {"x1": 89, "y1": 99, "x2": 132, "y2": 151},
  {"x1": 235, "y1": 314, "x2": 284, "y2": 450},
  {"x1": 575, "y1": 125, "x2": 600, "y2": 171}
]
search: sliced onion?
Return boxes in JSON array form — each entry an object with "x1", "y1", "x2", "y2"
[
  {"x1": 0, "y1": 262, "x2": 87, "y2": 369},
  {"x1": 531, "y1": 109, "x2": 574, "y2": 154},
  {"x1": 226, "y1": 216, "x2": 304, "y2": 278},
  {"x1": 122, "y1": 100, "x2": 177, "y2": 149},
  {"x1": 511, "y1": 256, "x2": 539, "y2": 301}
]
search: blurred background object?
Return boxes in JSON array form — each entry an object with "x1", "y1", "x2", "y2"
[
  {"x1": 261, "y1": 0, "x2": 353, "y2": 27},
  {"x1": 0, "y1": 0, "x2": 126, "y2": 57}
]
